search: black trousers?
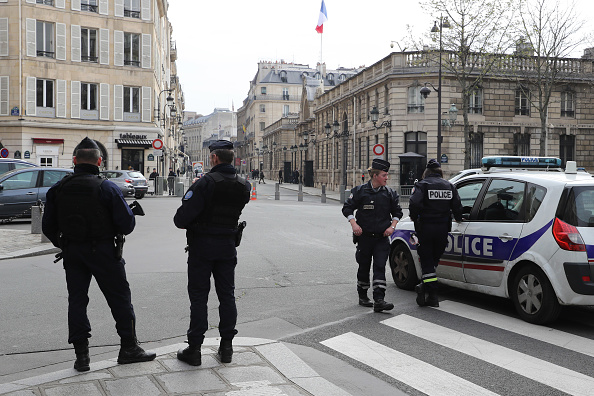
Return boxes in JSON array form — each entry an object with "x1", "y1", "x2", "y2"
[
  {"x1": 416, "y1": 221, "x2": 450, "y2": 288},
  {"x1": 355, "y1": 235, "x2": 390, "y2": 301},
  {"x1": 186, "y1": 236, "x2": 238, "y2": 346},
  {"x1": 64, "y1": 241, "x2": 136, "y2": 344}
]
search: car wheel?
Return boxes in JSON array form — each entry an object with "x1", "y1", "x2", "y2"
[
  {"x1": 134, "y1": 192, "x2": 145, "y2": 199},
  {"x1": 389, "y1": 243, "x2": 418, "y2": 290},
  {"x1": 510, "y1": 265, "x2": 562, "y2": 324}
]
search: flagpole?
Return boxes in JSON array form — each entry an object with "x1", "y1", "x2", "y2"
[{"x1": 320, "y1": 33, "x2": 323, "y2": 64}]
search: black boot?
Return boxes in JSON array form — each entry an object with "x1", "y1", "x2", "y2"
[
  {"x1": 426, "y1": 286, "x2": 439, "y2": 307},
  {"x1": 177, "y1": 344, "x2": 201, "y2": 366},
  {"x1": 358, "y1": 291, "x2": 373, "y2": 307},
  {"x1": 73, "y1": 340, "x2": 90, "y2": 372},
  {"x1": 218, "y1": 339, "x2": 233, "y2": 363},
  {"x1": 415, "y1": 282, "x2": 427, "y2": 307},
  {"x1": 373, "y1": 299, "x2": 394, "y2": 312},
  {"x1": 117, "y1": 339, "x2": 156, "y2": 364}
]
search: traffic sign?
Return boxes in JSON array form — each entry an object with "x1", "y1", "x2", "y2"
[
  {"x1": 0, "y1": 148, "x2": 8, "y2": 158},
  {"x1": 372, "y1": 144, "x2": 384, "y2": 156},
  {"x1": 152, "y1": 139, "x2": 163, "y2": 150},
  {"x1": 153, "y1": 149, "x2": 163, "y2": 156}
]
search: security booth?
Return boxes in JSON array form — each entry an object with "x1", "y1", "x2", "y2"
[{"x1": 398, "y1": 152, "x2": 426, "y2": 189}]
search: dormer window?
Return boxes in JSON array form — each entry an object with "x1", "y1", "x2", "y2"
[
  {"x1": 261, "y1": 87, "x2": 267, "y2": 95},
  {"x1": 301, "y1": 72, "x2": 309, "y2": 78},
  {"x1": 280, "y1": 70, "x2": 287, "y2": 82},
  {"x1": 327, "y1": 73, "x2": 335, "y2": 85},
  {"x1": 315, "y1": 72, "x2": 321, "y2": 80},
  {"x1": 339, "y1": 74, "x2": 346, "y2": 82}
]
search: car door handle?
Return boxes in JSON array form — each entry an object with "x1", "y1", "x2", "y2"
[
  {"x1": 498, "y1": 233, "x2": 514, "y2": 241},
  {"x1": 26, "y1": 192, "x2": 36, "y2": 195},
  {"x1": 451, "y1": 230, "x2": 463, "y2": 235}
]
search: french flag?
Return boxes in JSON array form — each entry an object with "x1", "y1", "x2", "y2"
[{"x1": 315, "y1": 0, "x2": 328, "y2": 34}]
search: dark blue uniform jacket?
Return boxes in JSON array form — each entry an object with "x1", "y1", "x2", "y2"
[{"x1": 342, "y1": 182, "x2": 403, "y2": 234}]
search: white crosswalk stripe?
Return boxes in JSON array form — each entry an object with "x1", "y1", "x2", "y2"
[
  {"x1": 436, "y1": 300, "x2": 594, "y2": 358},
  {"x1": 321, "y1": 332, "x2": 499, "y2": 396},
  {"x1": 382, "y1": 315, "x2": 594, "y2": 396}
]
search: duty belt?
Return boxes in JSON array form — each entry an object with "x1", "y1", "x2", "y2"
[{"x1": 361, "y1": 231, "x2": 385, "y2": 238}]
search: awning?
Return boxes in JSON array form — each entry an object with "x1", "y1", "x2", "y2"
[
  {"x1": 32, "y1": 138, "x2": 64, "y2": 144},
  {"x1": 115, "y1": 139, "x2": 153, "y2": 148}
]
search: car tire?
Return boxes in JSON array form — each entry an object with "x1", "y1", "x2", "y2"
[
  {"x1": 134, "y1": 192, "x2": 145, "y2": 199},
  {"x1": 389, "y1": 243, "x2": 418, "y2": 290},
  {"x1": 510, "y1": 265, "x2": 562, "y2": 325}
]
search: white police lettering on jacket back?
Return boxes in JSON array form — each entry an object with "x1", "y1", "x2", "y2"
[{"x1": 428, "y1": 190, "x2": 452, "y2": 200}]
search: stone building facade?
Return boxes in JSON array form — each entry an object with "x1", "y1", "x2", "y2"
[
  {"x1": 311, "y1": 51, "x2": 594, "y2": 191},
  {"x1": 0, "y1": 0, "x2": 184, "y2": 177}
]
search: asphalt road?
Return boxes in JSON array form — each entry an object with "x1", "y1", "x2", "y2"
[{"x1": 1, "y1": 182, "x2": 593, "y2": 395}]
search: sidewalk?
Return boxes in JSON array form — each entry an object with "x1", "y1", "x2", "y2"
[
  {"x1": 0, "y1": 337, "x2": 352, "y2": 396},
  {"x1": 250, "y1": 179, "x2": 343, "y2": 202}
]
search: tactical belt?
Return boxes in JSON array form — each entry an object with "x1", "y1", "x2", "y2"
[{"x1": 361, "y1": 231, "x2": 385, "y2": 238}]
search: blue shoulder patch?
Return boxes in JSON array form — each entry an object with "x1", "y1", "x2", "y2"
[{"x1": 183, "y1": 190, "x2": 193, "y2": 200}]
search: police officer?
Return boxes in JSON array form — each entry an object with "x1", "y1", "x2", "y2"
[
  {"x1": 342, "y1": 159, "x2": 403, "y2": 312},
  {"x1": 409, "y1": 159, "x2": 463, "y2": 307},
  {"x1": 174, "y1": 140, "x2": 251, "y2": 366},
  {"x1": 42, "y1": 137, "x2": 155, "y2": 372}
]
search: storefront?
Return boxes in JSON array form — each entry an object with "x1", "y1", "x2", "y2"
[{"x1": 116, "y1": 133, "x2": 153, "y2": 173}]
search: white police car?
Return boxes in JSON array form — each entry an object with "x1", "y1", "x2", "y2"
[{"x1": 390, "y1": 156, "x2": 594, "y2": 324}]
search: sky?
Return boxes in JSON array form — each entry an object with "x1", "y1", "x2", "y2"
[{"x1": 167, "y1": 0, "x2": 594, "y2": 117}]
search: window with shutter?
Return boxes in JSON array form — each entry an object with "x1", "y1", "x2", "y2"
[
  {"x1": 100, "y1": 83, "x2": 109, "y2": 120},
  {"x1": 114, "y1": 30, "x2": 124, "y2": 66},
  {"x1": 99, "y1": 28, "x2": 109, "y2": 65},
  {"x1": 141, "y1": 0, "x2": 150, "y2": 20},
  {"x1": 114, "y1": 0, "x2": 124, "y2": 17},
  {"x1": 56, "y1": 23, "x2": 66, "y2": 60},
  {"x1": 0, "y1": 18, "x2": 8, "y2": 57},
  {"x1": 71, "y1": 0, "x2": 81, "y2": 11},
  {"x1": 0, "y1": 76, "x2": 8, "y2": 116},
  {"x1": 71, "y1": 25, "x2": 81, "y2": 62},
  {"x1": 71, "y1": 81, "x2": 80, "y2": 118},
  {"x1": 114, "y1": 84, "x2": 123, "y2": 121},
  {"x1": 56, "y1": 79, "x2": 66, "y2": 118},
  {"x1": 56, "y1": 0, "x2": 65, "y2": 9},
  {"x1": 142, "y1": 86, "x2": 151, "y2": 122},
  {"x1": 26, "y1": 18, "x2": 36, "y2": 57},
  {"x1": 26, "y1": 76, "x2": 36, "y2": 116},
  {"x1": 141, "y1": 33, "x2": 150, "y2": 69}
]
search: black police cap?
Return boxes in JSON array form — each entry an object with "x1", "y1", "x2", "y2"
[
  {"x1": 209, "y1": 140, "x2": 234, "y2": 152},
  {"x1": 372, "y1": 158, "x2": 390, "y2": 172},
  {"x1": 426, "y1": 158, "x2": 441, "y2": 169},
  {"x1": 75, "y1": 137, "x2": 99, "y2": 151}
]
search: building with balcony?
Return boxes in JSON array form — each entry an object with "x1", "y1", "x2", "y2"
[
  {"x1": 0, "y1": 0, "x2": 184, "y2": 177},
  {"x1": 309, "y1": 49, "x2": 594, "y2": 191}
]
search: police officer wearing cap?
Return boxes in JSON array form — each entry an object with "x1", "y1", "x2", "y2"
[
  {"x1": 42, "y1": 137, "x2": 156, "y2": 372},
  {"x1": 342, "y1": 159, "x2": 403, "y2": 312},
  {"x1": 174, "y1": 140, "x2": 251, "y2": 366},
  {"x1": 409, "y1": 158, "x2": 463, "y2": 307}
]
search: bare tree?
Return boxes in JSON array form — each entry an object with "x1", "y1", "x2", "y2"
[
  {"x1": 419, "y1": 0, "x2": 517, "y2": 168},
  {"x1": 513, "y1": 0, "x2": 585, "y2": 156}
]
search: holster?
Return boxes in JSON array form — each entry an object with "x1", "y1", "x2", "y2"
[
  {"x1": 235, "y1": 221, "x2": 247, "y2": 247},
  {"x1": 114, "y1": 234, "x2": 125, "y2": 260}
]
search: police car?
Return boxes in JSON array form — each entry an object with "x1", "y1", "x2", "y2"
[{"x1": 389, "y1": 156, "x2": 594, "y2": 324}]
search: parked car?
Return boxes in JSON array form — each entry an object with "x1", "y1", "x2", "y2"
[
  {"x1": 0, "y1": 167, "x2": 73, "y2": 219},
  {"x1": 0, "y1": 159, "x2": 36, "y2": 176},
  {"x1": 448, "y1": 168, "x2": 482, "y2": 183},
  {"x1": 100, "y1": 171, "x2": 135, "y2": 197},
  {"x1": 100, "y1": 170, "x2": 148, "y2": 199},
  {"x1": 390, "y1": 156, "x2": 594, "y2": 324}
]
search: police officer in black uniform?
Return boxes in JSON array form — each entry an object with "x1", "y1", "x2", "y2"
[
  {"x1": 409, "y1": 159, "x2": 463, "y2": 307},
  {"x1": 342, "y1": 159, "x2": 403, "y2": 312},
  {"x1": 42, "y1": 137, "x2": 155, "y2": 372},
  {"x1": 174, "y1": 140, "x2": 251, "y2": 366}
]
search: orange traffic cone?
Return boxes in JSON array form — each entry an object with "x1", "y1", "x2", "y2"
[{"x1": 250, "y1": 183, "x2": 257, "y2": 200}]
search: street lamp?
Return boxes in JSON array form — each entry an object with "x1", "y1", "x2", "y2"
[
  {"x1": 420, "y1": 14, "x2": 451, "y2": 162},
  {"x1": 324, "y1": 122, "x2": 332, "y2": 138},
  {"x1": 443, "y1": 103, "x2": 458, "y2": 127},
  {"x1": 370, "y1": 106, "x2": 392, "y2": 129}
]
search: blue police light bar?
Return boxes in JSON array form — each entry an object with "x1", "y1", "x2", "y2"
[{"x1": 481, "y1": 156, "x2": 562, "y2": 170}]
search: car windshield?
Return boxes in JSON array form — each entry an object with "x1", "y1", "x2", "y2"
[
  {"x1": 128, "y1": 172, "x2": 144, "y2": 178},
  {"x1": 563, "y1": 186, "x2": 594, "y2": 227}
]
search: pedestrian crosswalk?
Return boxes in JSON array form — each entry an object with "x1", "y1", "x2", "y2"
[{"x1": 321, "y1": 301, "x2": 594, "y2": 396}]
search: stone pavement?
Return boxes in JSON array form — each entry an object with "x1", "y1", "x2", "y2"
[{"x1": 0, "y1": 338, "x2": 352, "y2": 396}]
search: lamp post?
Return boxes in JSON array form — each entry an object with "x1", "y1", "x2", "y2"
[
  {"x1": 419, "y1": 14, "x2": 450, "y2": 162},
  {"x1": 154, "y1": 89, "x2": 176, "y2": 177},
  {"x1": 370, "y1": 106, "x2": 392, "y2": 129}
]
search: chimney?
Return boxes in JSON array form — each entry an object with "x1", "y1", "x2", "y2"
[
  {"x1": 582, "y1": 47, "x2": 594, "y2": 60},
  {"x1": 514, "y1": 37, "x2": 534, "y2": 56}
]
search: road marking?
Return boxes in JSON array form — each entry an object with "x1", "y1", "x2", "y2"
[
  {"x1": 321, "y1": 332, "x2": 499, "y2": 396},
  {"x1": 382, "y1": 315, "x2": 594, "y2": 396},
  {"x1": 436, "y1": 300, "x2": 594, "y2": 358}
]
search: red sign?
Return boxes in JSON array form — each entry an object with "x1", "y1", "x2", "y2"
[
  {"x1": 0, "y1": 148, "x2": 8, "y2": 158},
  {"x1": 152, "y1": 139, "x2": 163, "y2": 150},
  {"x1": 373, "y1": 144, "x2": 384, "y2": 156}
]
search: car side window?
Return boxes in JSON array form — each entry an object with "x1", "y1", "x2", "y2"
[
  {"x1": 14, "y1": 163, "x2": 33, "y2": 170},
  {"x1": 0, "y1": 163, "x2": 10, "y2": 175},
  {"x1": 455, "y1": 180, "x2": 485, "y2": 216},
  {"x1": 477, "y1": 179, "x2": 526, "y2": 222},
  {"x1": 2, "y1": 171, "x2": 39, "y2": 190},
  {"x1": 42, "y1": 170, "x2": 69, "y2": 187},
  {"x1": 525, "y1": 183, "x2": 546, "y2": 223}
]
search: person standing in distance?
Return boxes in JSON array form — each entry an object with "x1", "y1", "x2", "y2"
[
  {"x1": 42, "y1": 137, "x2": 156, "y2": 372},
  {"x1": 409, "y1": 159, "x2": 463, "y2": 307},
  {"x1": 174, "y1": 140, "x2": 251, "y2": 366},
  {"x1": 342, "y1": 159, "x2": 403, "y2": 312}
]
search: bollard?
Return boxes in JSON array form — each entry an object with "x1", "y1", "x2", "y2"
[
  {"x1": 339, "y1": 185, "x2": 346, "y2": 204},
  {"x1": 275, "y1": 183, "x2": 280, "y2": 200},
  {"x1": 321, "y1": 184, "x2": 326, "y2": 203},
  {"x1": 156, "y1": 176, "x2": 164, "y2": 195},
  {"x1": 298, "y1": 183, "x2": 303, "y2": 202},
  {"x1": 31, "y1": 205, "x2": 42, "y2": 234},
  {"x1": 175, "y1": 181, "x2": 185, "y2": 197}
]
